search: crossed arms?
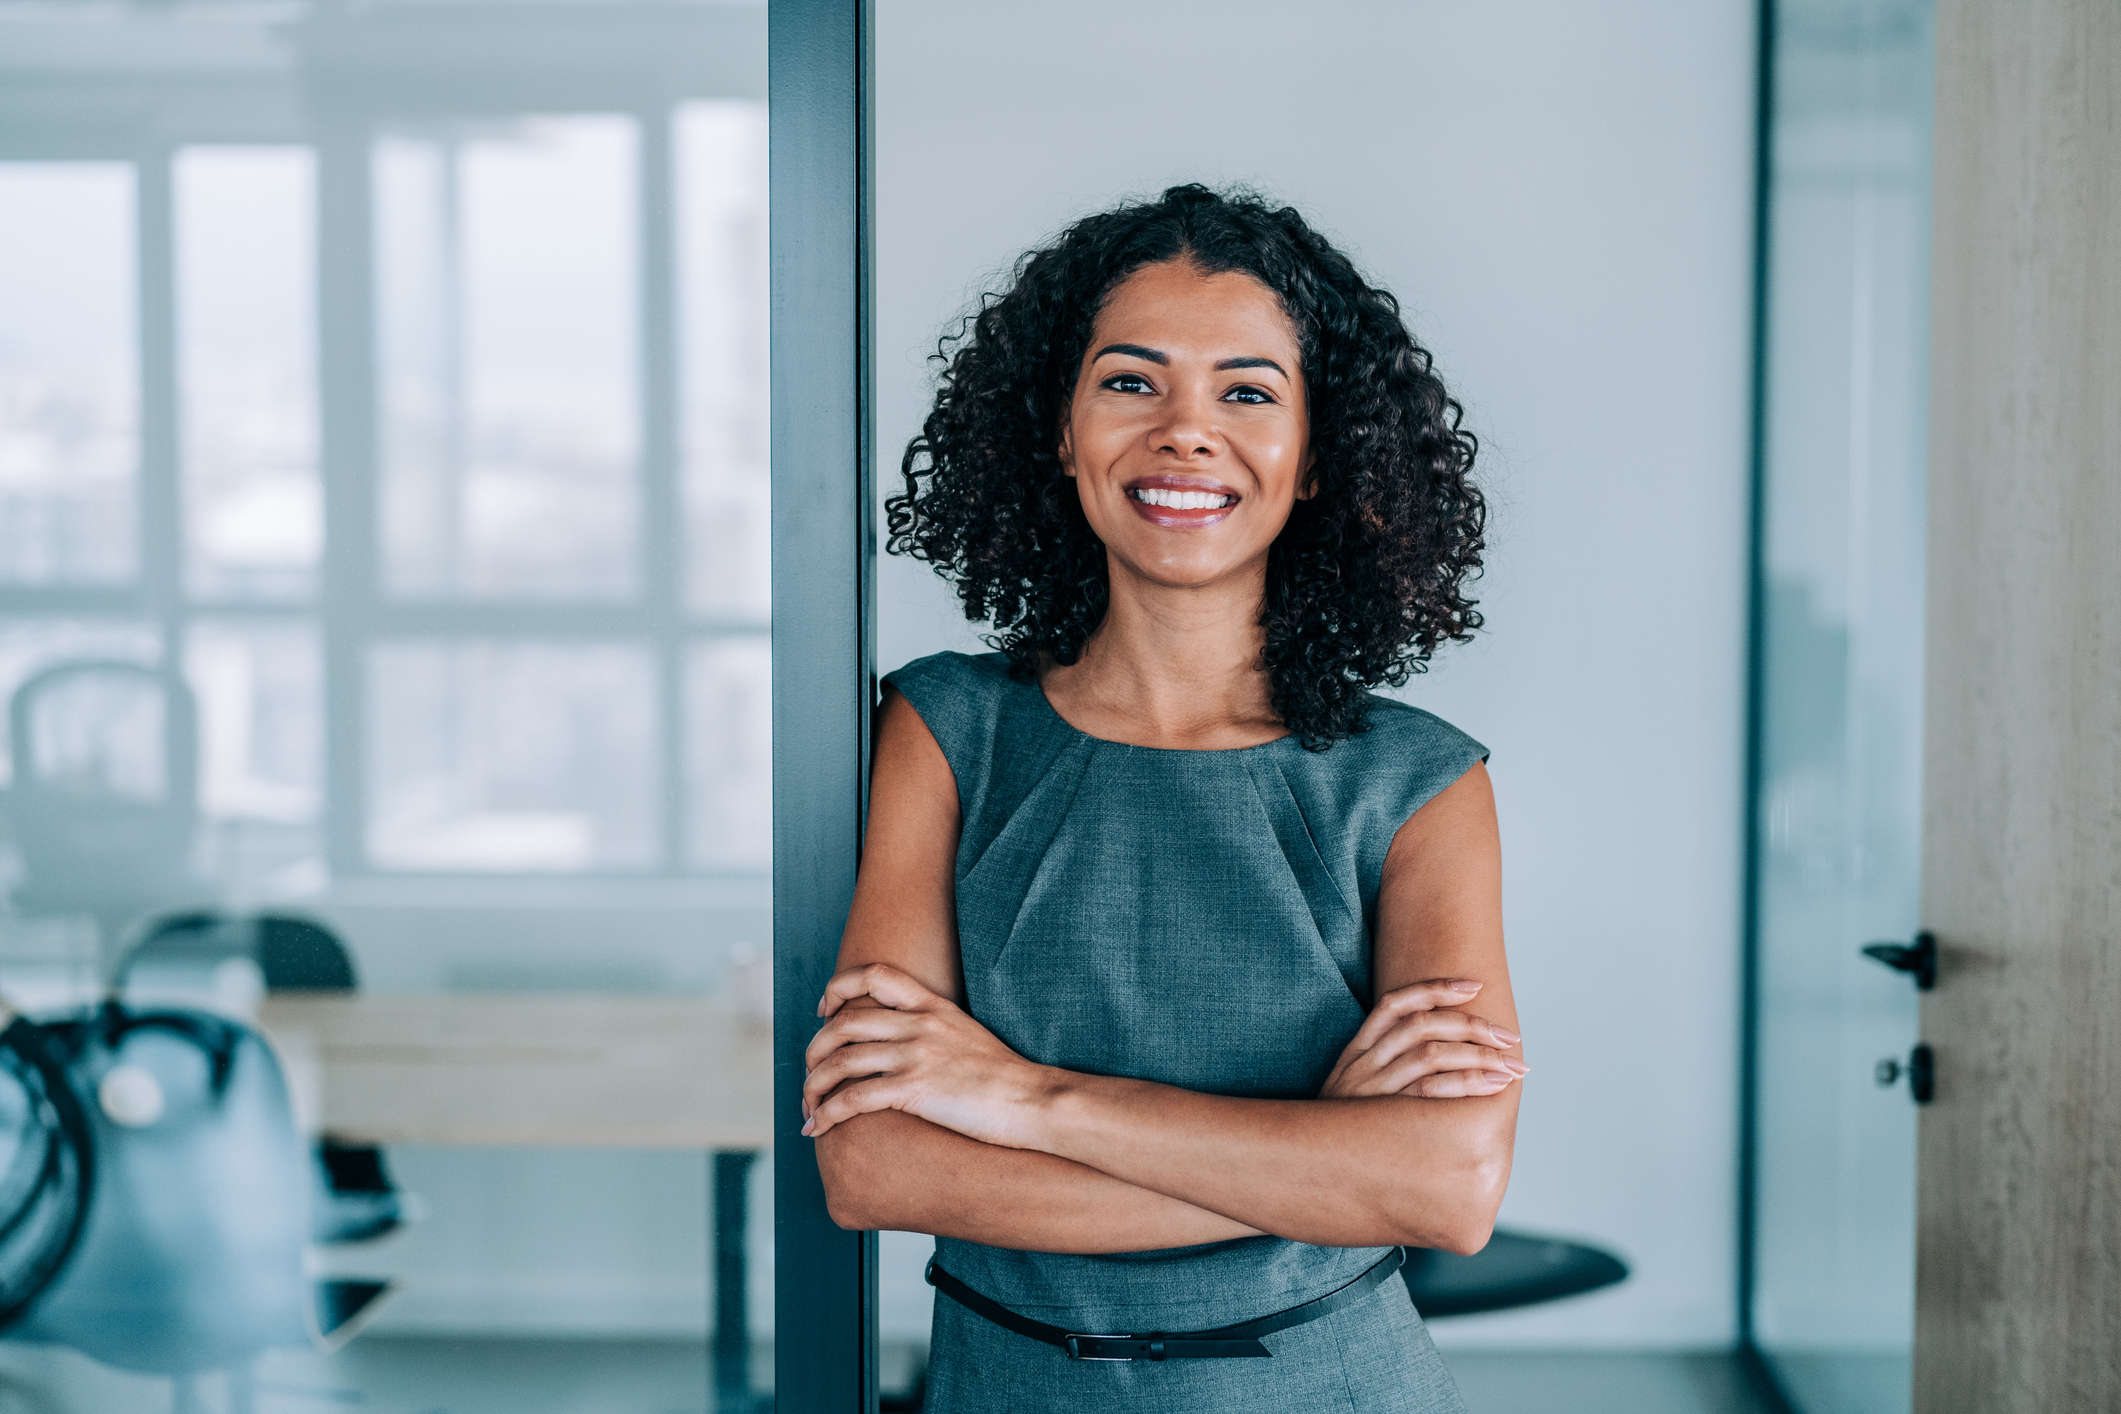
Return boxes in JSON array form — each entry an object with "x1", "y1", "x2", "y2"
[{"x1": 807, "y1": 690, "x2": 1523, "y2": 1256}]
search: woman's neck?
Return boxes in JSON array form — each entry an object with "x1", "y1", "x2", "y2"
[{"x1": 1037, "y1": 558, "x2": 1285, "y2": 750}]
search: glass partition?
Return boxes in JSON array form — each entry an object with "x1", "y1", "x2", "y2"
[
  {"x1": 1749, "y1": 2, "x2": 1933, "y2": 1410},
  {"x1": 0, "y1": 2, "x2": 772, "y2": 1409}
]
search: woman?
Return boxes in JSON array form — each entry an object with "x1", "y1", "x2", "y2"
[{"x1": 803, "y1": 185, "x2": 1520, "y2": 1413}]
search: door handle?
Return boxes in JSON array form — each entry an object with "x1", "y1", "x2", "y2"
[
  {"x1": 1874, "y1": 1044, "x2": 1935, "y2": 1104},
  {"x1": 1861, "y1": 930, "x2": 1936, "y2": 990}
]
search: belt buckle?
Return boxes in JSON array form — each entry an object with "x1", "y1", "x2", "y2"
[{"x1": 1063, "y1": 1332, "x2": 1139, "y2": 1362}]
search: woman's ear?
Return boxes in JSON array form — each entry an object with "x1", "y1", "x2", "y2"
[
  {"x1": 1294, "y1": 449, "x2": 1316, "y2": 500},
  {"x1": 1057, "y1": 422, "x2": 1077, "y2": 478}
]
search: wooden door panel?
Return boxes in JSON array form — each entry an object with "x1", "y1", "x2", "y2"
[{"x1": 1917, "y1": 3, "x2": 2120, "y2": 1409}]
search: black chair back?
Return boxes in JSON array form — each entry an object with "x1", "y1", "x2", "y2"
[
  {"x1": 256, "y1": 917, "x2": 357, "y2": 992},
  {"x1": 118, "y1": 913, "x2": 358, "y2": 995}
]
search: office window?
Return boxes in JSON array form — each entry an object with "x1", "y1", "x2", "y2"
[
  {"x1": 377, "y1": 118, "x2": 641, "y2": 602},
  {"x1": 0, "y1": 164, "x2": 139, "y2": 586},
  {"x1": 685, "y1": 635, "x2": 771, "y2": 872},
  {"x1": 187, "y1": 619, "x2": 321, "y2": 822},
  {"x1": 367, "y1": 638, "x2": 659, "y2": 873},
  {"x1": 175, "y1": 147, "x2": 321, "y2": 603},
  {"x1": 0, "y1": 106, "x2": 765, "y2": 890},
  {"x1": 677, "y1": 101, "x2": 770, "y2": 623}
]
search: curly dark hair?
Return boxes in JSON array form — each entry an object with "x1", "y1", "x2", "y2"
[{"x1": 886, "y1": 184, "x2": 1484, "y2": 748}]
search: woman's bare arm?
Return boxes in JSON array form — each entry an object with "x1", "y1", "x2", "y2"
[
  {"x1": 1024, "y1": 767, "x2": 1519, "y2": 1252},
  {"x1": 822, "y1": 1110, "x2": 1263, "y2": 1251},
  {"x1": 814, "y1": 688, "x2": 1262, "y2": 1250},
  {"x1": 808, "y1": 750, "x2": 1522, "y2": 1255}
]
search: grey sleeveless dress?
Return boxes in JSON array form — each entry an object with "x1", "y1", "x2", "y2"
[{"x1": 885, "y1": 651, "x2": 1483, "y2": 1414}]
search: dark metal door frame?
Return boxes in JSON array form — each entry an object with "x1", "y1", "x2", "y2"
[{"x1": 769, "y1": 1, "x2": 877, "y2": 1410}]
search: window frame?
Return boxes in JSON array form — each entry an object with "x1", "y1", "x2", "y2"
[{"x1": 0, "y1": 3, "x2": 771, "y2": 888}]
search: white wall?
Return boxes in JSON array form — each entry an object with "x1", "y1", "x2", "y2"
[{"x1": 875, "y1": 0, "x2": 1756, "y2": 1349}]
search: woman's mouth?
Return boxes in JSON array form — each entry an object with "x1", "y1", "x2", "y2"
[{"x1": 1125, "y1": 481, "x2": 1239, "y2": 527}]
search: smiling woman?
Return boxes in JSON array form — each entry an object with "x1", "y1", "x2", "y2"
[
  {"x1": 811, "y1": 186, "x2": 1511, "y2": 1413},
  {"x1": 887, "y1": 183, "x2": 1485, "y2": 749}
]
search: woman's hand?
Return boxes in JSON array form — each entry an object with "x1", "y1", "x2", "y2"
[
  {"x1": 1320, "y1": 979, "x2": 1527, "y2": 1100},
  {"x1": 803, "y1": 963, "x2": 1057, "y2": 1147}
]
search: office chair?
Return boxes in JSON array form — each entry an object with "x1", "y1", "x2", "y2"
[
  {"x1": 118, "y1": 912, "x2": 414, "y2": 1246},
  {"x1": 1401, "y1": 1229, "x2": 1629, "y2": 1316},
  {"x1": 4, "y1": 662, "x2": 212, "y2": 977},
  {"x1": 0, "y1": 997, "x2": 396, "y2": 1413}
]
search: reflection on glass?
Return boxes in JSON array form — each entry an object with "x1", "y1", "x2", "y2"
[
  {"x1": 0, "y1": 622, "x2": 161, "y2": 788},
  {"x1": 20, "y1": 671, "x2": 167, "y2": 804},
  {"x1": 175, "y1": 147, "x2": 321, "y2": 602},
  {"x1": 367, "y1": 639, "x2": 658, "y2": 872},
  {"x1": 377, "y1": 118, "x2": 641, "y2": 601},
  {"x1": 1751, "y1": 3, "x2": 1931, "y2": 1411},
  {"x1": 0, "y1": 2, "x2": 766, "y2": 1404},
  {"x1": 0, "y1": 164, "x2": 138, "y2": 586},
  {"x1": 686, "y1": 636, "x2": 771, "y2": 871},
  {"x1": 678, "y1": 102, "x2": 770, "y2": 623}
]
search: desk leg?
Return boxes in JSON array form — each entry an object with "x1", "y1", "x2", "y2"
[{"x1": 714, "y1": 1149, "x2": 760, "y2": 1413}]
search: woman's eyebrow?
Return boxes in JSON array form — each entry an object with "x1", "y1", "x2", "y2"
[{"x1": 1091, "y1": 345, "x2": 1288, "y2": 377}]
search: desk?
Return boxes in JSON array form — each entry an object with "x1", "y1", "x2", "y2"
[
  {"x1": 257, "y1": 993, "x2": 772, "y2": 1149},
  {"x1": 259, "y1": 993, "x2": 774, "y2": 1411}
]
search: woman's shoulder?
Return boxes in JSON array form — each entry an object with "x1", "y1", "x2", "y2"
[
  {"x1": 884, "y1": 649, "x2": 1013, "y2": 697},
  {"x1": 882, "y1": 650, "x2": 1016, "y2": 722},
  {"x1": 1258, "y1": 696, "x2": 1488, "y2": 918},
  {"x1": 1349, "y1": 693, "x2": 1487, "y2": 763},
  {"x1": 882, "y1": 651, "x2": 1080, "y2": 834},
  {"x1": 1278, "y1": 693, "x2": 1488, "y2": 816},
  {"x1": 880, "y1": 651, "x2": 1030, "y2": 758}
]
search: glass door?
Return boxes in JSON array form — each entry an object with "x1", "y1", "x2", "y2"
[
  {"x1": 1748, "y1": 2, "x2": 1933, "y2": 1410},
  {"x1": 0, "y1": 2, "x2": 774, "y2": 1409}
]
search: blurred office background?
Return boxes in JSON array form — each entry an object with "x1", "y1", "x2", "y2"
[
  {"x1": 0, "y1": 0, "x2": 1930, "y2": 1411},
  {"x1": 0, "y1": 0, "x2": 773, "y2": 1409}
]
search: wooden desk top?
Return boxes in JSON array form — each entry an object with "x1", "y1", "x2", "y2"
[{"x1": 258, "y1": 993, "x2": 773, "y2": 1151}]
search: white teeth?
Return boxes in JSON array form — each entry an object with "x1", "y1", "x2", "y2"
[{"x1": 1130, "y1": 488, "x2": 1235, "y2": 510}]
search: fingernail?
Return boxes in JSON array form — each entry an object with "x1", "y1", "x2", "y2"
[
  {"x1": 1503, "y1": 1059, "x2": 1529, "y2": 1076},
  {"x1": 1483, "y1": 1071, "x2": 1516, "y2": 1085},
  {"x1": 801, "y1": 1118, "x2": 816, "y2": 1136},
  {"x1": 1449, "y1": 980, "x2": 1483, "y2": 994},
  {"x1": 1490, "y1": 1025, "x2": 1521, "y2": 1045}
]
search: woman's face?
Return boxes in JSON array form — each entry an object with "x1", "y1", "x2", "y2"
[{"x1": 1059, "y1": 259, "x2": 1309, "y2": 594}]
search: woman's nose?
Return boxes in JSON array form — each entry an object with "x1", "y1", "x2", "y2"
[{"x1": 1151, "y1": 385, "x2": 1221, "y2": 459}]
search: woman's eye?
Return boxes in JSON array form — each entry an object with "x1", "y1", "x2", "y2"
[
  {"x1": 1102, "y1": 373, "x2": 1154, "y2": 394},
  {"x1": 1223, "y1": 385, "x2": 1272, "y2": 405}
]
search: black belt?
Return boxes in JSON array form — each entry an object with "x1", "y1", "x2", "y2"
[{"x1": 925, "y1": 1246, "x2": 1406, "y2": 1361}]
